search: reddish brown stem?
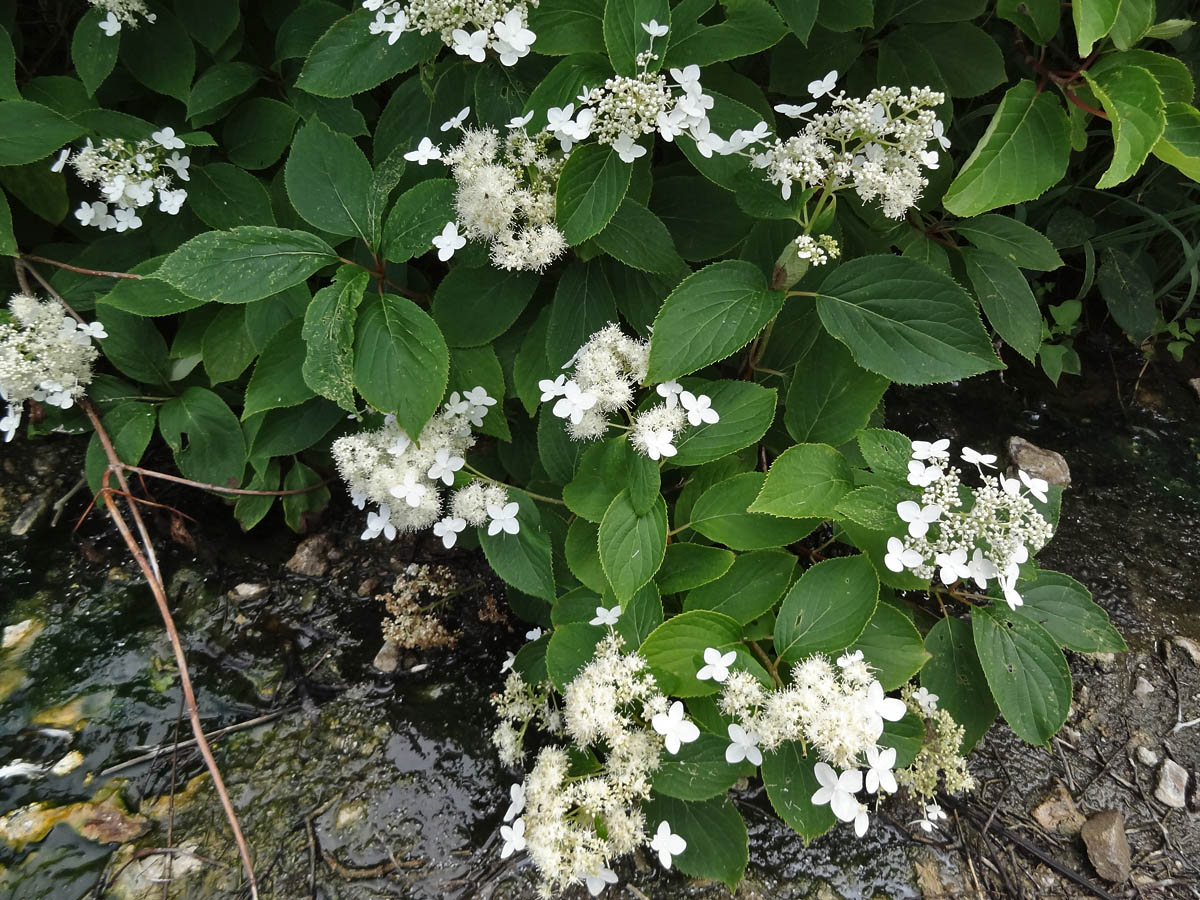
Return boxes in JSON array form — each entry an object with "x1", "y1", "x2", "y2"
[
  {"x1": 1063, "y1": 89, "x2": 1109, "y2": 120},
  {"x1": 121, "y1": 463, "x2": 329, "y2": 497},
  {"x1": 21, "y1": 254, "x2": 142, "y2": 280}
]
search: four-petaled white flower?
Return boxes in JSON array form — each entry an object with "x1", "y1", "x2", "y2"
[
  {"x1": 525, "y1": 626, "x2": 543, "y2": 641},
  {"x1": 1, "y1": 408, "x2": 20, "y2": 442},
  {"x1": 158, "y1": 189, "x2": 187, "y2": 215},
  {"x1": 896, "y1": 500, "x2": 942, "y2": 538},
  {"x1": 920, "y1": 149, "x2": 940, "y2": 169},
  {"x1": 651, "y1": 700, "x2": 700, "y2": 755},
  {"x1": 98, "y1": 12, "x2": 122, "y2": 36},
  {"x1": 500, "y1": 651, "x2": 516, "y2": 673},
  {"x1": 656, "y1": 381, "x2": 683, "y2": 407},
  {"x1": 388, "y1": 432, "x2": 411, "y2": 456},
  {"x1": 851, "y1": 801, "x2": 870, "y2": 837},
  {"x1": 670, "y1": 65, "x2": 701, "y2": 92},
  {"x1": 696, "y1": 646, "x2": 736, "y2": 682},
  {"x1": 75, "y1": 201, "x2": 107, "y2": 227},
  {"x1": 864, "y1": 681, "x2": 907, "y2": 737},
  {"x1": 811, "y1": 762, "x2": 862, "y2": 821},
  {"x1": 151, "y1": 127, "x2": 185, "y2": 150},
  {"x1": 774, "y1": 101, "x2": 816, "y2": 118},
  {"x1": 503, "y1": 782, "x2": 525, "y2": 821},
  {"x1": 432, "y1": 515, "x2": 466, "y2": 549},
  {"x1": 612, "y1": 133, "x2": 646, "y2": 163},
  {"x1": 404, "y1": 137, "x2": 441, "y2": 165},
  {"x1": 494, "y1": 8, "x2": 536, "y2": 52},
  {"x1": 390, "y1": 473, "x2": 427, "y2": 508},
  {"x1": 912, "y1": 686, "x2": 939, "y2": 714},
  {"x1": 589, "y1": 604, "x2": 621, "y2": 627},
  {"x1": 487, "y1": 501, "x2": 520, "y2": 536},
  {"x1": 968, "y1": 548, "x2": 998, "y2": 588},
  {"x1": 350, "y1": 489, "x2": 367, "y2": 510},
  {"x1": 932, "y1": 120, "x2": 951, "y2": 150},
  {"x1": 725, "y1": 723, "x2": 763, "y2": 766},
  {"x1": 884, "y1": 536, "x2": 922, "y2": 573},
  {"x1": 640, "y1": 427, "x2": 677, "y2": 461},
  {"x1": 441, "y1": 106, "x2": 471, "y2": 132},
  {"x1": 362, "y1": 505, "x2": 396, "y2": 541},
  {"x1": 50, "y1": 149, "x2": 70, "y2": 173},
  {"x1": 113, "y1": 207, "x2": 142, "y2": 232},
  {"x1": 427, "y1": 448, "x2": 465, "y2": 485},
  {"x1": 539, "y1": 374, "x2": 567, "y2": 402},
  {"x1": 679, "y1": 390, "x2": 719, "y2": 426},
  {"x1": 77, "y1": 321, "x2": 107, "y2": 340},
  {"x1": 960, "y1": 446, "x2": 996, "y2": 468},
  {"x1": 507, "y1": 111, "x2": 535, "y2": 129},
  {"x1": 649, "y1": 820, "x2": 687, "y2": 869},
  {"x1": 935, "y1": 547, "x2": 970, "y2": 585},
  {"x1": 642, "y1": 19, "x2": 669, "y2": 38},
  {"x1": 1019, "y1": 469, "x2": 1049, "y2": 503},
  {"x1": 164, "y1": 151, "x2": 190, "y2": 180},
  {"x1": 451, "y1": 27, "x2": 488, "y2": 62},
  {"x1": 552, "y1": 380, "x2": 597, "y2": 424},
  {"x1": 584, "y1": 867, "x2": 619, "y2": 896},
  {"x1": 688, "y1": 120, "x2": 726, "y2": 157},
  {"x1": 906, "y1": 459, "x2": 941, "y2": 487},
  {"x1": 916, "y1": 803, "x2": 947, "y2": 833},
  {"x1": 499, "y1": 817, "x2": 526, "y2": 858},
  {"x1": 998, "y1": 572, "x2": 1024, "y2": 610},
  {"x1": 807, "y1": 69, "x2": 838, "y2": 99},
  {"x1": 864, "y1": 744, "x2": 898, "y2": 794},
  {"x1": 911, "y1": 438, "x2": 950, "y2": 460},
  {"x1": 432, "y1": 221, "x2": 466, "y2": 261}
]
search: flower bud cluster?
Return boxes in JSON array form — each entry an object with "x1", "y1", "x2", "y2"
[
  {"x1": 894, "y1": 683, "x2": 976, "y2": 803},
  {"x1": 884, "y1": 440, "x2": 1054, "y2": 610},
  {"x1": 363, "y1": 0, "x2": 537, "y2": 65},
  {"x1": 0, "y1": 294, "x2": 104, "y2": 443},
  {"x1": 793, "y1": 233, "x2": 841, "y2": 266},
  {"x1": 331, "y1": 386, "x2": 519, "y2": 547},
  {"x1": 59, "y1": 129, "x2": 190, "y2": 232}
]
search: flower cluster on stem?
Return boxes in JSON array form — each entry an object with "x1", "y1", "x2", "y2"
[
  {"x1": 363, "y1": 0, "x2": 537, "y2": 64},
  {"x1": 90, "y1": 0, "x2": 156, "y2": 35}
]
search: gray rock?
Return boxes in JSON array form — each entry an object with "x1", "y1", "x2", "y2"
[
  {"x1": 1006, "y1": 436, "x2": 1071, "y2": 487},
  {"x1": 373, "y1": 641, "x2": 400, "y2": 673},
  {"x1": 1080, "y1": 809, "x2": 1131, "y2": 882},
  {"x1": 285, "y1": 533, "x2": 333, "y2": 576},
  {"x1": 1133, "y1": 676, "x2": 1155, "y2": 697},
  {"x1": 229, "y1": 582, "x2": 268, "y2": 602},
  {"x1": 1137, "y1": 746, "x2": 1160, "y2": 767},
  {"x1": 9, "y1": 493, "x2": 48, "y2": 537},
  {"x1": 1155, "y1": 759, "x2": 1189, "y2": 808},
  {"x1": 1173, "y1": 636, "x2": 1200, "y2": 667}
]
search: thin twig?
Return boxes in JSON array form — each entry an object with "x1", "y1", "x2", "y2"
[
  {"x1": 21, "y1": 253, "x2": 143, "y2": 279},
  {"x1": 121, "y1": 463, "x2": 331, "y2": 497}
]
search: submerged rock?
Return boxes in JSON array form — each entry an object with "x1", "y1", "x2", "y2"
[
  {"x1": 1006, "y1": 436, "x2": 1071, "y2": 486},
  {"x1": 1080, "y1": 809, "x2": 1131, "y2": 882},
  {"x1": 0, "y1": 787, "x2": 148, "y2": 850},
  {"x1": 286, "y1": 533, "x2": 334, "y2": 576},
  {"x1": 1031, "y1": 783, "x2": 1085, "y2": 834},
  {"x1": 1, "y1": 617, "x2": 42, "y2": 652},
  {"x1": 373, "y1": 641, "x2": 401, "y2": 673}
]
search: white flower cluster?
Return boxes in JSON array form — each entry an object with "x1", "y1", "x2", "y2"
[
  {"x1": 363, "y1": 0, "x2": 536, "y2": 64},
  {"x1": 0, "y1": 294, "x2": 104, "y2": 443},
  {"x1": 793, "y1": 233, "x2": 841, "y2": 266},
  {"x1": 885, "y1": 440, "x2": 1054, "y2": 610},
  {"x1": 57, "y1": 128, "x2": 190, "y2": 232},
  {"x1": 719, "y1": 651, "x2": 906, "y2": 837},
  {"x1": 408, "y1": 121, "x2": 567, "y2": 272},
  {"x1": 90, "y1": 0, "x2": 156, "y2": 35},
  {"x1": 749, "y1": 73, "x2": 949, "y2": 218},
  {"x1": 539, "y1": 324, "x2": 719, "y2": 460},
  {"x1": 331, "y1": 386, "x2": 519, "y2": 547}
]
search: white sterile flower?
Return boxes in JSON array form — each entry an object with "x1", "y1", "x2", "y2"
[
  {"x1": 584, "y1": 867, "x2": 619, "y2": 896},
  {"x1": 935, "y1": 547, "x2": 970, "y2": 585},
  {"x1": 999, "y1": 473, "x2": 1021, "y2": 497},
  {"x1": 961, "y1": 446, "x2": 996, "y2": 468},
  {"x1": 390, "y1": 474, "x2": 427, "y2": 508},
  {"x1": 75, "y1": 201, "x2": 106, "y2": 227},
  {"x1": 487, "y1": 501, "x2": 520, "y2": 536},
  {"x1": 500, "y1": 651, "x2": 515, "y2": 673},
  {"x1": 896, "y1": 500, "x2": 942, "y2": 538},
  {"x1": 545, "y1": 104, "x2": 574, "y2": 133},
  {"x1": 432, "y1": 515, "x2": 466, "y2": 548},
  {"x1": 158, "y1": 188, "x2": 186, "y2": 215},
  {"x1": 151, "y1": 126, "x2": 185, "y2": 150},
  {"x1": 864, "y1": 745, "x2": 898, "y2": 794},
  {"x1": 525, "y1": 626, "x2": 543, "y2": 641},
  {"x1": 443, "y1": 391, "x2": 470, "y2": 418},
  {"x1": 499, "y1": 817, "x2": 526, "y2": 858},
  {"x1": 656, "y1": 380, "x2": 683, "y2": 407},
  {"x1": 912, "y1": 686, "x2": 939, "y2": 714},
  {"x1": 451, "y1": 27, "x2": 488, "y2": 62},
  {"x1": 404, "y1": 137, "x2": 441, "y2": 165},
  {"x1": 463, "y1": 385, "x2": 495, "y2": 411},
  {"x1": 906, "y1": 459, "x2": 940, "y2": 487},
  {"x1": 932, "y1": 120, "x2": 951, "y2": 150},
  {"x1": 552, "y1": 380, "x2": 597, "y2": 424},
  {"x1": 432, "y1": 221, "x2": 466, "y2": 261},
  {"x1": 998, "y1": 572, "x2": 1024, "y2": 610},
  {"x1": 650, "y1": 820, "x2": 687, "y2": 869},
  {"x1": 640, "y1": 427, "x2": 676, "y2": 461},
  {"x1": 911, "y1": 438, "x2": 950, "y2": 460},
  {"x1": 441, "y1": 106, "x2": 471, "y2": 132},
  {"x1": 808, "y1": 69, "x2": 838, "y2": 99},
  {"x1": 589, "y1": 604, "x2": 621, "y2": 627},
  {"x1": 113, "y1": 207, "x2": 142, "y2": 232},
  {"x1": 670, "y1": 65, "x2": 701, "y2": 93},
  {"x1": 884, "y1": 537, "x2": 922, "y2": 573},
  {"x1": 679, "y1": 390, "x2": 719, "y2": 426},
  {"x1": 0, "y1": 407, "x2": 20, "y2": 443},
  {"x1": 494, "y1": 8, "x2": 535, "y2": 52},
  {"x1": 811, "y1": 763, "x2": 862, "y2": 821},
  {"x1": 852, "y1": 801, "x2": 870, "y2": 837},
  {"x1": 611, "y1": 133, "x2": 646, "y2": 163},
  {"x1": 916, "y1": 803, "x2": 947, "y2": 833},
  {"x1": 362, "y1": 506, "x2": 397, "y2": 541},
  {"x1": 77, "y1": 321, "x2": 107, "y2": 340},
  {"x1": 164, "y1": 151, "x2": 190, "y2": 181},
  {"x1": 507, "y1": 111, "x2": 534, "y2": 129},
  {"x1": 725, "y1": 723, "x2": 763, "y2": 766},
  {"x1": 689, "y1": 121, "x2": 726, "y2": 158},
  {"x1": 865, "y1": 681, "x2": 907, "y2": 736},
  {"x1": 98, "y1": 11, "x2": 122, "y2": 34},
  {"x1": 538, "y1": 374, "x2": 567, "y2": 402},
  {"x1": 696, "y1": 646, "x2": 737, "y2": 682},
  {"x1": 642, "y1": 19, "x2": 669, "y2": 37},
  {"x1": 968, "y1": 548, "x2": 997, "y2": 588},
  {"x1": 1019, "y1": 469, "x2": 1049, "y2": 503},
  {"x1": 774, "y1": 101, "x2": 816, "y2": 117},
  {"x1": 387, "y1": 432, "x2": 411, "y2": 457},
  {"x1": 50, "y1": 149, "x2": 70, "y2": 173},
  {"x1": 350, "y1": 489, "x2": 367, "y2": 510},
  {"x1": 920, "y1": 149, "x2": 940, "y2": 169},
  {"x1": 503, "y1": 782, "x2": 525, "y2": 821},
  {"x1": 652, "y1": 700, "x2": 700, "y2": 754},
  {"x1": 427, "y1": 448, "x2": 465, "y2": 486}
]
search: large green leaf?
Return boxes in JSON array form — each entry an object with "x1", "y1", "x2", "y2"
[
  {"x1": 1012, "y1": 570, "x2": 1126, "y2": 653},
  {"x1": 381, "y1": 178, "x2": 457, "y2": 263},
  {"x1": 785, "y1": 329, "x2": 889, "y2": 445},
  {"x1": 604, "y1": 0, "x2": 670, "y2": 74},
  {"x1": 556, "y1": 143, "x2": 632, "y2": 245},
  {"x1": 0, "y1": 100, "x2": 86, "y2": 165},
  {"x1": 684, "y1": 549, "x2": 796, "y2": 624},
  {"x1": 243, "y1": 320, "x2": 315, "y2": 418},
  {"x1": 956, "y1": 215, "x2": 1063, "y2": 271},
  {"x1": 479, "y1": 491, "x2": 557, "y2": 603},
  {"x1": 284, "y1": 118, "x2": 374, "y2": 241},
  {"x1": 562, "y1": 438, "x2": 626, "y2": 522},
  {"x1": 943, "y1": 81, "x2": 1070, "y2": 217},
  {"x1": 352, "y1": 293, "x2": 449, "y2": 436},
  {"x1": 297, "y1": 9, "x2": 439, "y2": 97},
  {"x1": 119, "y1": 10, "x2": 194, "y2": 102},
  {"x1": 528, "y1": 0, "x2": 606, "y2": 55},
  {"x1": 84, "y1": 401, "x2": 157, "y2": 496},
  {"x1": 656, "y1": 543, "x2": 735, "y2": 593},
  {"x1": 0, "y1": 189, "x2": 13, "y2": 257},
  {"x1": 651, "y1": 176, "x2": 753, "y2": 261},
  {"x1": 640, "y1": 609, "x2": 764, "y2": 696},
  {"x1": 592, "y1": 198, "x2": 688, "y2": 276},
  {"x1": 302, "y1": 269, "x2": 369, "y2": 411},
  {"x1": 774, "y1": 555, "x2": 878, "y2": 665},
  {"x1": 671, "y1": 380, "x2": 777, "y2": 466},
  {"x1": 157, "y1": 227, "x2": 337, "y2": 304},
  {"x1": 652, "y1": 734, "x2": 756, "y2": 800},
  {"x1": 689, "y1": 472, "x2": 818, "y2": 549},
  {"x1": 1096, "y1": 247, "x2": 1156, "y2": 339},
  {"x1": 640, "y1": 795, "x2": 748, "y2": 890},
  {"x1": 546, "y1": 259, "x2": 619, "y2": 366},
  {"x1": 815, "y1": 255, "x2": 1002, "y2": 384},
  {"x1": 761, "y1": 740, "x2": 835, "y2": 841},
  {"x1": 598, "y1": 491, "x2": 667, "y2": 601},
  {"x1": 71, "y1": 8, "x2": 119, "y2": 97},
  {"x1": 96, "y1": 306, "x2": 172, "y2": 388},
  {"x1": 1153, "y1": 102, "x2": 1200, "y2": 181},
  {"x1": 188, "y1": 163, "x2": 275, "y2": 230},
  {"x1": 749, "y1": 443, "x2": 854, "y2": 519},
  {"x1": 921, "y1": 616, "x2": 998, "y2": 752},
  {"x1": 963, "y1": 248, "x2": 1042, "y2": 362},
  {"x1": 850, "y1": 601, "x2": 930, "y2": 689},
  {"x1": 1086, "y1": 65, "x2": 1166, "y2": 189},
  {"x1": 158, "y1": 387, "x2": 247, "y2": 488},
  {"x1": 186, "y1": 61, "x2": 259, "y2": 121},
  {"x1": 665, "y1": 0, "x2": 788, "y2": 67},
  {"x1": 1073, "y1": 0, "x2": 1122, "y2": 55},
  {"x1": 433, "y1": 266, "x2": 539, "y2": 347},
  {"x1": 546, "y1": 622, "x2": 604, "y2": 689}
]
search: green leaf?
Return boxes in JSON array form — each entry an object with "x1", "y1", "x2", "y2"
[
  {"x1": 690, "y1": 472, "x2": 818, "y2": 549},
  {"x1": 921, "y1": 616, "x2": 997, "y2": 751},
  {"x1": 297, "y1": 9, "x2": 439, "y2": 97},
  {"x1": 684, "y1": 548, "x2": 796, "y2": 624},
  {"x1": 818, "y1": 0, "x2": 874, "y2": 30},
  {"x1": 1110, "y1": 0, "x2": 1158, "y2": 48},
  {"x1": 626, "y1": 444, "x2": 661, "y2": 515},
  {"x1": 223, "y1": 98, "x2": 300, "y2": 170},
  {"x1": 1096, "y1": 247, "x2": 1156, "y2": 339},
  {"x1": 565, "y1": 518, "x2": 608, "y2": 592},
  {"x1": 285, "y1": 118, "x2": 374, "y2": 241},
  {"x1": 616, "y1": 581, "x2": 665, "y2": 647},
  {"x1": 592, "y1": 198, "x2": 688, "y2": 276},
  {"x1": 201, "y1": 306, "x2": 256, "y2": 383},
  {"x1": 85, "y1": 401, "x2": 157, "y2": 496},
  {"x1": 857, "y1": 428, "x2": 913, "y2": 481},
  {"x1": 244, "y1": 320, "x2": 315, "y2": 418},
  {"x1": 157, "y1": 227, "x2": 337, "y2": 304},
  {"x1": 815, "y1": 255, "x2": 1002, "y2": 384},
  {"x1": 1153, "y1": 102, "x2": 1200, "y2": 181},
  {"x1": 665, "y1": 0, "x2": 788, "y2": 67},
  {"x1": 955, "y1": 215, "x2": 1063, "y2": 271},
  {"x1": 562, "y1": 438, "x2": 626, "y2": 522},
  {"x1": 604, "y1": 0, "x2": 670, "y2": 74},
  {"x1": 657, "y1": 544, "x2": 735, "y2": 594},
  {"x1": 1091, "y1": 50, "x2": 1195, "y2": 105},
  {"x1": 247, "y1": 398, "x2": 343, "y2": 459},
  {"x1": 761, "y1": 741, "x2": 836, "y2": 841},
  {"x1": 188, "y1": 163, "x2": 276, "y2": 230},
  {"x1": 997, "y1": 0, "x2": 1059, "y2": 43},
  {"x1": 943, "y1": 81, "x2": 1071, "y2": 217},
  {"x1": 598, "y1": 491, "x2": 667, "y2": 601},
  {"x1": 96, "y1": 306, "x2": 172, "y2": 388},
  {"x1": 653, "y1": 734, "x2": 756, "y2": 800},
  {"x1": 282, "y1": 461, "x2": 331, "y2": 532},
  {"x1": 546, "y1": 622, "x2": 604, "y2": 689},
  {"x1": 187, "y1": 62, "x2": 258, "y2": 121},
  {"x1": 973, "y1": 607, "x2": 1072, "y2": 747},
  {"x1": 774, "y1": 555, "x2": 878, "y2": 664},
  {"x1": 1073, "y1": 0, "x2": 1122, "y2": 55},
  {"x1": 119, "y1": 10, "x2": 194, "y2": 102},
  {"x1": 158, "y1": 387, "x2": 246, "y2": 488},
  {"x1": 1012, "y1": 570, "x2": 1126, "y2": 653},
  {"x1": 850, "y1": 601, "x2": 930, "y2": 689},
  {"x1": 546, "y1": 259, "x2": 619, "y2": 365},
  {"x1": 835, "y1": 485, "x2": 904, "y2": 531},
  {"x1": 1086, "y1": 65, "x2": 1166, "y2": 189},
  {"x1": 641, "y1": 794, "x2": 747, "y2": 889},
  {"x1": 382, "y1": 178, "x2": 457, "y2": 263},
  {"x1": 906, "y1": 23, "x2": 1004, "y2": 98},
  {"x1": 0, "y1": 100, "x2": 86, "y2": 166},
  {"x1": 671, "y1": 380, "x2": 777, "y2": 466},
  {"x1": 640, "y1": 609, "x2": 761, "y2": 696},
  {"x1": 234, "y1": 458, "x2": 280, "y2": 531},
  {"x1": 537, "y1": 407, "x2": 585, "y2": 484},
  {"x1": 433, "y1": 266, "x2": 539, "y2": 348},
  {"x1": 96, "y1": 263, "x2": 207, "y2": 318},
  {"x1": 302, "y1": 269, "x2": 369, "y2": 412},
  {"x1": 647, "y1": 260, "x2": 783, "y2": 381},
  {"x1": 71, "y1": 8, "x2": 119, "y2": 97},
  {"x1": 963, "y1": 248, "x2": 1043, "y2": 362},
  {"x1": 774, "y1": 0, "x2": 820, "y2": 43},
  {"x1": 556, "y1": 143, "x2": 632, "y2": 246},
  {"x1": 749, "y1": 443, "x2": 854, "y2": 519},
  {"x1": 528, "y1": 0, "x2": 606, "y2": 55},
  {"x1": 0, "y1": 189, "x2": 14, "y2": 257},
  {"x1": 353, "y1": 294, "x2": 449, "y2": 437},
  {"x1": 785, "y1": 328, "x2": 889, "y2": 445},
  {"x1": 479, "y1": 491, "x2": 557, "y2": 603},
  {"x1": 651, "y1": 175, "x2": 752, "y2": 262}
]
